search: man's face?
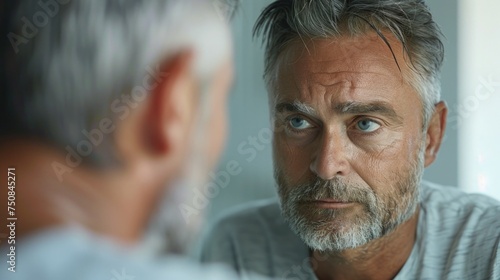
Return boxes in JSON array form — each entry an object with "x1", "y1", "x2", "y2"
[{"x1": 272, "y1": 33, "x2": 426, "y2": 252}]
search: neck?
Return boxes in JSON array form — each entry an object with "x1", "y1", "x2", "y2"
[
  {"x1": 312, "y1": 209, "x2": 419, "y2": 280},
  {"x1": 0, "y1": 138, "x2": 155, "y2": 245}
]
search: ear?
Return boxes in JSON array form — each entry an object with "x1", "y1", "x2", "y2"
[
  {"x1": 424, "y1": 101, "x2": 447, "y2": 167},
  {"x1": 146, "y1": 51, "x2": 197, "y2": 156}
]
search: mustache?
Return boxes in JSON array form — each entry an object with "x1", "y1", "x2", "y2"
[{"x1": 282, "y1": 176, "x2": 376, "y2": 205}]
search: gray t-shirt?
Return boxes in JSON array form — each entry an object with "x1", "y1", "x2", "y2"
[
  {"x1": 0, "y1": 226, "x2": 247, "y2": 280},
  {"x1": 200, "y1": 181, "x2": 500, "y2": 280}
]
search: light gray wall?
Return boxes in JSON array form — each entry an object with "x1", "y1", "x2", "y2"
[
  {"x1": 424, "y1": 0, "x2": 458, "y2": 187},
  {"x1": 207, "y1": 0, "x2": 459, "y2": 221}
]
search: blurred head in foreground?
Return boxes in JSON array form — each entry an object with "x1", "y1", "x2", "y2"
[{"x1": 0, "y1": 0, "x2": 234, "y2": 255}]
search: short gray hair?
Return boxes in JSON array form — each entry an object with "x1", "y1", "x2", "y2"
[
  {"x1": 254, "y1": 0, "x2": 444, "y2": 127},
  {"x1": 1, "y1": 0, "x2": 235, "y2": 165}
]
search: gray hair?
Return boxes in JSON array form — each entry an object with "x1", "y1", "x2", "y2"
[
  {"x1": 254, "y1": 0, "x2": 444, "y2": 127},
  {"x1": 1, "y1": 0, "x2": 235, "y2": 165}
]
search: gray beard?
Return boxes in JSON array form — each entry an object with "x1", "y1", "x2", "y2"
[{"x1": 275, "y1": 148, "x2": 424, "y2": 253}]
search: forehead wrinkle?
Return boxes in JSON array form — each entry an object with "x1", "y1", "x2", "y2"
[
  {"x1": 310, "y1": 66, "x2": 391, "y2": 85},
  {"x1": 302, "y1": 38, "x2": 407, "y2": 84},
  {"x1": 309, "y1": 61, "x2": 402, "y2": 84},
  {"x1": 275, "y1": 35, "x2": 413, "y2": 118},
  {"x1": 309, "y1": 69, "x2": 406, "y2": 102}
]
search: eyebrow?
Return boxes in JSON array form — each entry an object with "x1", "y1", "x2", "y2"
[
  {"x1": 275, "y1": 100, "x2": 317, "y2": 116},
  {"x1": 275, "y1": 100, "x2": 402, "y2": 122},
  {"x1": 334, "y1": 101, "x2": 400, "y2": 120}
]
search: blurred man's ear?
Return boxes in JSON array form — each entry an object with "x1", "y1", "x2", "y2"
[
  {"x1": 146, "y1": 52, "x2": 197, "y2": 155},
  {"x1": 424, "y1": 101, "x2": 447, "y2": 167},
  {"x1": 114, "y1": 51, "x2": 198, "y2": 171}
]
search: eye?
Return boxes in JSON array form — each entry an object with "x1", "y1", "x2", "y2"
[
  {"x1": 355, "y1": 119, "x2": 381, "y2": 133},
  {"x1": 288, "y1": 117, "x2": 312, "y2": 130}
]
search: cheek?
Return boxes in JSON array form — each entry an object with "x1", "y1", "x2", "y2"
[
  {"x1": 273, "y1": 135, "x2": 312, "y2": 183},
  {"x1": 351, "y1": 135, "x2": 417, "y2": 191}
]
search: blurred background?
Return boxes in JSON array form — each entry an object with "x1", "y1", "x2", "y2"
[{"x1": 207, "y1": 0, "x2": 500, "y2": 222}]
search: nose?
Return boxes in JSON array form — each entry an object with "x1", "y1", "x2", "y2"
[{"x1": 309, "y1": 131, "x2": 350, "y2": 180}]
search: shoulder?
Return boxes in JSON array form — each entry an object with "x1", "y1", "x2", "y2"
[
  {"x1": 416, "y1": 181, "x2": 500, "y2": 278},
  {"x1": 0, "y1": 227, "x2": 240, "y2": 280},
  {"x1": 420, "y1": 180, "x2": 500, "y2": 237},
  {"x1": 198, "y1": 198, "x2": 306, "y2": 274},
  {"x1": 420, "y1": 180, "x2": 500, "y2": 220},
  {"x1": 199, "y1": 198, "x2": 288, "y2": 256}
]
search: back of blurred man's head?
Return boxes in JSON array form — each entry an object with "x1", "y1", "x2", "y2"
[{"x1": 0, "y1": 0, "x2": 235, "y2": 254}]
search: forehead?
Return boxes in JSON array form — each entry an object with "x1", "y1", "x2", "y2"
[{"x1": 273, "y1": 33, "x2": 417, "y2": 105}]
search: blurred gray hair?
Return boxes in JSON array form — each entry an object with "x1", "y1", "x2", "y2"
[
  {"x1": 1, "y1": 0, "x2": 236, "y2": 165},
  {"x1": 254, "y1": 0, "x2": 444, "y2": 127}
]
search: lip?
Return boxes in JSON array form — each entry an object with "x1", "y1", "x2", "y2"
[{"x1": 303, "y1": 200, "x2": 355, "y2": 209}]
